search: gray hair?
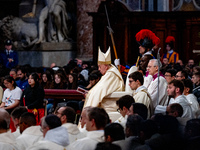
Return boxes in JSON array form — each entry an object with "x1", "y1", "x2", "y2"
[
  {"x1": 83, "y1": 106, "x2": 92, "y2": 116},
  {"x1": 149, "y1": 59, "x2": 162, "y2": 68},
  {"x1": 41, "y1": 116, "x2": 48, "y2": 128},
  {"x1": 0, "y1": 108, "x2": 10, "y2": 129},
  {"x1": 83, "y1": 106, "x2": 92, "y2": 112},
  {"x1": 41, "y1": 114, "x2": 61, "y2": 129}
]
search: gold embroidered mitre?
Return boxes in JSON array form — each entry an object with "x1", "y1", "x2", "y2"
[{"x1": 98, "y1": 47, "x2": 111, "y2": 65}]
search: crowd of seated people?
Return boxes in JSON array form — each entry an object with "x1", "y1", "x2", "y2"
[
  {"x1": 0, "y1": 53, "x2": 200, "y2": 150},
  {"x1": 0, "y1": 101, "x2": 199, "y2": 150},
  {"x1": 0, "y1": 59, "x2": 101, "y2": 114}
]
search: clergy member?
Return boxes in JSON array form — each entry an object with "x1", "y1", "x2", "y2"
[
  {"x1": 128, "y1": 71, "x2": 154, "y2": 118},
  {"x1": 125, "y1": 29, "x2": 160, "y2": 91},
  {"x1": 83, "y1": 47, "x2": 124, "y2": 121},
  {"x1": 144, "y1": 59, "x2": 168, "y2": 108}
]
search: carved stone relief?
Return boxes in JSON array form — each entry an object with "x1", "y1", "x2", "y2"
[{"x1": 173, "y1": 0, "x2": 200, "y2": 11}]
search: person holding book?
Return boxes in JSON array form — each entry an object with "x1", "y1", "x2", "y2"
[{"x1": 82, "y1": 47, "x2": 124, "y2": 121}]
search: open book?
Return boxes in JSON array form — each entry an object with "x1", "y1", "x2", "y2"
[{"x1": 77, "y1": 87, "x2": 88, "y2": 95}]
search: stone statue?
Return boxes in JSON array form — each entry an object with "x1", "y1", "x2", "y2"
[
  {"x1": 36, "y1": 0, "x2": 69, "y2": 43},
  {"x1": 22, "y1": 0, "x2": 37, "y2": 18},
  {"x1": 0, "y1": 16, "x2": 38, "y2": 48},
  {"x1": 0, "y1": 0, "x2": 71, "y2": 50}
]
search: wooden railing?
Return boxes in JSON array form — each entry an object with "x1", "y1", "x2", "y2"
[
  {"x1": 44, "y1": 89, "x2": 85, "y2": 108},
  {"x1": 44, "y1": 89, "x2": 84, "y2": 100}
]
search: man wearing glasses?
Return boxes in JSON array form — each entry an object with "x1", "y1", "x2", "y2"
[
  {"x1": 164, "y1": 69, "x2": 177, "y2": 84},
  {"x1": 115, "y1": 95, "x2": 135, "y2": 128},
  {"x1": 175, "y1": 70, "x2": 188, "y2": 80},
  {"x1": 128, "y1": 71, "x2": 153, "y2": 118}
]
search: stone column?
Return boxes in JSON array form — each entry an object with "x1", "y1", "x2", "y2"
[
  {"x1": 157, "y1": 0, "x2": 169, "y2": 11},
  {"x1": 76, "y1": 0, "x2": 101, "y2": 61}
]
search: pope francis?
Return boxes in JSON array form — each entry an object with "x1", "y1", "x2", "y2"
[{"x1": 83, "y1": 47, "x2": 124, "y2": 121}]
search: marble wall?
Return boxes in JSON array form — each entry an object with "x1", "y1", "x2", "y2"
[
  {"x1": 76, "y1": 0, "x2": 102, "y2": 61},
  {"x1": 18, "y1": 50, "x2": 75, "y2": 67},
  {"x1": 75, "y1": 0, "x2": 170, "y2": 61},
  {"x1": 1, "y1": 0, "x2": 198, "y2": 67}
]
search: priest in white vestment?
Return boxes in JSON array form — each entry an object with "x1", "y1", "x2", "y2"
[
  {"x1": 27, "y1": 114, "x2": 69, "y2": 150},
  {"x1": 83, "y1": 47, "x2": 124, "y2": 121},
  {"x1": 0, "y1": 108, "x2": 19, "y2": 150},
  {"x1": 156, "y1": 80, "x2": 194, "y2": 119},
  {"x1": 16, "y1": 125, "x2": 43, "y2": 150},
  {"x1": 128, "y1": 71, "x2": 154, "y2": 118},
  {"x1": 27, "y1": 126, "x2": 69, "y2": 150},
  {"x1": 11, "y1": 106, "x2": 28, "y2": 138},
  {"x1": 120, "y1": 29, "x2": 160, "y2": 92},
  {"x1": 182, "y1": 79, "x2": 199, "y2": 118},
  {"x1": 169, "y1": 95, "x2": 193, "y2": 118},
  {"x1": 56, "y1": 106, "x2": 85, "y2": 143},
  {"x1": 144, "y1": 59, "x2": 168, "y2": 108},
  {"x1": 68, "y1": 107, "x2": 108, "y2": 150},
  {"x1": 0, "y1": 131, "x2": 19, "y2": 150},
  {"x1": 185, "y1": 94, "x2": 199, "y2": 118},
  {"x1": 12, "y1": 127, "x2": 20, "y2": 138},
  {"x1": 16, "y1": 112, "x2": 43, "y2": 150}
]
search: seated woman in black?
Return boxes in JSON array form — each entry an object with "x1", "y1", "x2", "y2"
[
  {"x1": 41, "y1": 70, "x2": 53, "y2": 89},
  {"x1": 68, "y1": 73, "x2": 78, "y2": 89},
  {"x1": 20, "y1": 72, "x2": 45, "y2": 125},
  {"x1": 52, "y1": 72, "x2": 68, "y2": 89}
]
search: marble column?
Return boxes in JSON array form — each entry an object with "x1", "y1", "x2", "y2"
[{"x1": 76, "y1": 0, "x2": 102, "y2": 61}]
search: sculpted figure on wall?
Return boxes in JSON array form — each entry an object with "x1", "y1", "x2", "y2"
[
  {"x1": 173, "y1": 0, "x2": 200, "y2": 11},
  {"x1": 0, "y1": 16, "x2": 38, "y2": 48},
  {"x1": 0, "y1": 0, "x2": 71, "y2": 49},
  {"x1": 36, "y1": 0, "x2": 70, "y2": 43}
]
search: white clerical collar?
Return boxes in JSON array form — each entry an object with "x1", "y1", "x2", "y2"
[
  {"x1": 167, "y1": 49, "x2": 173, "y2": 54},
  {"x1": 135, "y1": 85, "x2": 146, "y2": 93}
]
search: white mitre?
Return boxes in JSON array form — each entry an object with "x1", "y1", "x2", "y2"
[{"x1": 98, "y1": 47, "x2": 111, "y2": 65}]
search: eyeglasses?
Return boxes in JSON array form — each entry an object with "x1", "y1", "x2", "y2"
[
  {"x1": 164, "y1": 75, "x2": 171, "y2": 77},
  {"x1": 146, "y1": 66, "x2": 156, "y2": 69},
  {"x1": 55, "y1": 111, "x2": 63, "y2": 116},
  {"x1": 129, "y1": 80, "x2": 134, "y2": 83},
  {"x1": 117, "y1": 108, "x2": 120, "y2": 113},
  {"x1": 175, "y1": 75, "x2": 182, "y2": 78}
]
